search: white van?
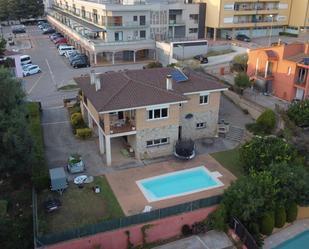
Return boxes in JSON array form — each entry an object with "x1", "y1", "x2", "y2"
[
  {"x1": 20, "y1": 55, "x2": 32, "y2": 65},
  {"x1": 58, "y1": 45, "x2": 75, "y2": 56}
]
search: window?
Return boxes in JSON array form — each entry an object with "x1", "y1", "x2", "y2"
[
  {"x1": 199, "y1": 94, "x2": 209, "y2": 104},
  {"x1": 287, "y1": 66, "x2": 291, "y2": 75},
  {"x1": 189, "y1": 28, "x2": 198, "y2": 34},
  {"x1": 140, "y1": 15, "x2": 146, "y2": 25},
  {"x1": 114, "y1": 31, "x2": 123, "y2": 41},
  {"x1": 189, "y1": 14, "x2": 198, "y2": 23},
  {"x1": 146, "y1": 137, "x2": 169, "y2": 147},
  {"x1": 140, "y1": 30, "x2": 146, "y2": 39},
  {"x1": 147, "y1": 107, "x2": 168, "y2": 120},
  {"x1": 297, "y1": 68, "x2": 307, "y2": 84},
  {"x1": 196, "y1": 122, "x2": 206, "y2": 129},
  {"x1": 133, "y1": 16, "x2": 137, "y2": 21}
]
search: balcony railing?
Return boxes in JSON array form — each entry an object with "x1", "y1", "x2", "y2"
[
  {"x1": 110, "y1": 122, "x2": 136, "y2": 134},
  {"x1": 257, "y1": 70, "x2": 273, "y2": 79}
]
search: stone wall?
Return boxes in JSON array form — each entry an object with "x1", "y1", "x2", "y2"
[
  {"x1": 180, "y1": 111, "x2": 218, "y2": 140},
  {"x1": 135, "y1": 125, "x2": 178, "y2": 159}
]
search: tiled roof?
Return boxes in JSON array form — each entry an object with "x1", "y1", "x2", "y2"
[{"x1": 74, "y1": 68, "x2": 226, "y2": 113}]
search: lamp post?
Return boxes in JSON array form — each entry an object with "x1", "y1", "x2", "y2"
[{"x1": 268, "y1": 14, "x2": 274, "y2": 47}]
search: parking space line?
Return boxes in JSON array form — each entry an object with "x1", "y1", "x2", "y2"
[
  {"x1": 45, "y1": 58, "x2": 57, "y2": 87},
  {"x1": 27, "y1": 72, "x2": 45, "y2": 94}
]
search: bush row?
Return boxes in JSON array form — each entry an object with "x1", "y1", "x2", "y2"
[
  {"x1": 27, "y1": 102, "x2": 49, "y2": 191},
  {"x1": 279, "y1": 32, "x2": 298, "y2": 37}
]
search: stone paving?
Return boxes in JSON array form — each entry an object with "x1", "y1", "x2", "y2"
[{"x1": 263, "y1": 219, "x2": 309, "y2": 249}]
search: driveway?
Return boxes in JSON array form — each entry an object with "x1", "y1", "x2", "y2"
[{"x1": 41, "y1": 107, "x2": 109, "y2": 178}]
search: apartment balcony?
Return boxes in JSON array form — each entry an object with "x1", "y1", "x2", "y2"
[
  {"x1": 169, "y1": 20, "x2": 185, "y2": 26},
  {"x1": 256, "y1": 70, "x2": 274, "y2": 80},
  {"x1": 106, "y1": 21, "x2": 150, "y2": 29}
]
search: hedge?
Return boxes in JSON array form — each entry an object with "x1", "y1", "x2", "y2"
[
  {"x1": 260, "y1": 212, "x2": 275, "y2": 236},
  {"x1": 286, "y1": 203, "x2": 298, "y2": 223},
  {"x1": 27, "y1": 102, "x2": 49, "y2": 191},
  {"x1": 275, "y1": 206, "x2": 286, "y2": 228},
  {"x1": 256, "y1": 109, "x2": 276, "y2": 134},
  {"x1": 76, "y1": 128, "x2": 92, "y2": 139},
  {"x1": 279, "y1": 32, "x2": 298, "y2": 37}
]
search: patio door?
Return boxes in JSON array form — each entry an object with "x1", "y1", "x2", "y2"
[{"x1": 118, "y1": 111, "x2": 124, "y2": 120}]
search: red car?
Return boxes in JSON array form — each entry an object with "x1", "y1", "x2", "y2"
[{"x1": 54, "y1": 37, "x2": 67, "y2": 45}]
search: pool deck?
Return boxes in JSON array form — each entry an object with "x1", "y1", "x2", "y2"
[
  {"x1": 263, "y1": 219, "x2": 309, "y2": 249},
  {"x1": 105, "y1": 154, "x2": 236, "y2": 216}
]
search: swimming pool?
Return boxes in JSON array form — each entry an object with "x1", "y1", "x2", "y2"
[
  {"x1": 273, "y1": 230, "x2": 309, "y2": 249},
  {"x1": 136, "y1": 166, "x2": 224, "y2": 202}
]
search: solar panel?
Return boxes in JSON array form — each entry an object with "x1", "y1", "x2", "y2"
[{"x1": 171, "y1": 69, "x2": 189, "y2": 83}]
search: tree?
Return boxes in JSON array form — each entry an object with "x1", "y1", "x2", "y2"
[
  {"x1": 269, "y1": 163, "x2": 309, "y2": 206},
  {"x1": 0, "y1": 38, "x2": 6, "y2": 56},
  {"x1": 234, "y1": 72, "x2": 251, "y2": 89},
  {"x1": 239, "y1": 136, "x2": 298, "y2": 174},
  {"x1": 204, "y1": 205, "x2": 228, "y2": 232},
  {"x1": 231, "y1": 53, "x2": 248, "y2": 72},
  {"x1": 222, "y1": 171, "x2": 278, "y2": 224},
  {"x1": 287, "y1": 99, "x2": 309, "y2": 127}
]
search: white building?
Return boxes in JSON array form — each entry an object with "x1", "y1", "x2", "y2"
[{"x1": 46, "y1": 0, "x2": 205, "y2": 65}]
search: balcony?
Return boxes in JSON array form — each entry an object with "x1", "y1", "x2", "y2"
[
  {"x1": 108, "y1": 111, "x2": 136, "y2": 135},
  {"x1": 256, "y1": 70, "x2": 274, "y2": 80},
  {"x1": 106, "y1": 21, "x2": 149, "y2": 29}
]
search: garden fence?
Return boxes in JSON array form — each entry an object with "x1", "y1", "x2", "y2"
[
  {"x1": 36, "y1": 194, "x2": 222, "y2": 246},
  {"x1": 230, "y1": 217, "x2": 259, "y2": 249}
]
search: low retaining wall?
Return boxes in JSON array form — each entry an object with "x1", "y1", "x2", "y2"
[
  {"x1": 223, "y1": 90, "x2": 265, "y2": 120},
  {"x1": 297, "y1": 206, "x2": 309, "y2": 219},
  {"x1": 41, "y1": 206, "x2": 217, "y2": 249}
]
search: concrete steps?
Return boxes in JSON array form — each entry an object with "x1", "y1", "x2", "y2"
[{"x1": 226, "y1": 126, "x2": 244, "y2": 142}]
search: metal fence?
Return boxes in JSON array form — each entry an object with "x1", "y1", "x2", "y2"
[
  {"x1": 36, "y1": 195, "x2": 222, "y2": 246},
  {"x1": 230, "y1": 217, "x2": 259, "y2": 249}
]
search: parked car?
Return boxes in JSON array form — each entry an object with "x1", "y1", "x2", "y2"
[
  {"x1": 43, "y1": 28, "x2": 55, "y2": 34},
  {"x1": 20, "y1": 55, "x2": 32, "y2": 65},
  {"x1": 236, "y1": 34, "x2": 251, "y2": 42},
  {"x1": 54, "y1": 37, "x2": 67, "y2": 45},
  {"x1": 64, "y1": 49, "x2": 78, "y2": 58},
  {"x1": 23, "y1": 65, "x2": 41, "y2": 76},
  {"x1": 43, "y1": 198, "x2": 61, "y2": 213},
  {"x1": 22, "y1": 64, "x2": 33, "y2": 70},
  {"x1": 58, "y1": 45, "x2": 75, "y2": 56},
  {"x1": 72, "y1": 57, "x2": 90, "y2": 68},
  {"x1": 67, "y1": 154, "x2": 85, "y2": 173},
  {"x1": 12, "y1": 25, "x2": 26, "y2": 34},
  {"x1": 69, "y1": 54, "x2": 87, "y2": 64},
  {"x1": 50, "y1": 33, "x2": 63, "y2": 40},
  {"x1": 193, "y1": 55, "x2": 208, "y2": 64}
]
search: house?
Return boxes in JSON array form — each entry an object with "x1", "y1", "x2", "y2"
[
  {"x1": 47, "y1": 0, "x2": 205, "y2": 65},
  {"x1": 247, "y1": 42, "x2": 309, "y2": 101},
  {"x1": 74, "y1": 67, "x2": 227, "y2": 166}
]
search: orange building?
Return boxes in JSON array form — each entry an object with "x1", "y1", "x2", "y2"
[{"x1": 247, "y1": 43, "x2": 309, "y2": 102}]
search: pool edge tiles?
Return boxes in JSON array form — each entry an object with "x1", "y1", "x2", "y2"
[
  {"x1": 136, "y1": 166, "x2": 224, "y2": 203},
  {"x1": 272, "y1": 230, "x2": 309, "y2": 249}
]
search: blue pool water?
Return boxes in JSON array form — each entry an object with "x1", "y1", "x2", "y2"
[
  {"x1": 273, "y1": 230, "x2": 309, "y2": 249},
  {"x1": 136, "y1": 166, "x2": 223, "y2": 202}
]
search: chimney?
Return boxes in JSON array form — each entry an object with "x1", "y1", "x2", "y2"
[
  {"x1": 95, "y1": 75, "x2": 101, "y2": 91},
  {"x1": 166, "y1": 75, "x2": 173, "y2": 90},
  {"x1": 90, "y1": 69, "x2": 95, "y2": 85}
]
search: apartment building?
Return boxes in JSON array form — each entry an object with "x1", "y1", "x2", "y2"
[
  {"x1": 74, "y1": 68, "x2": 227, "y2": 166},
  {"x1": 46, "y1": 0, "x2": 204, "y2": 65},
  {"x1": 247, "y1": 43, "x2": 309, "y2": 101},
  {"x1": 194, "y1": 0, "x2": 309, "y2": 40}
]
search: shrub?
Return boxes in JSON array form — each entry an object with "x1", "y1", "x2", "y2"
[
  {"x1": 181, "y1": 224, "x2": 192, "y2": 236},
  {"x1": 275, "y1": 206, "x2": 286, "y2": 228},
  {"x1": 279, "y1": 32, "x2": 298, "y2": 37},
  {"x1": 76, "y1": 128, "x2": 92, "y2": 139},
  {"x1": 260, "y1": 212, "x2": 275, "y2": 236},
  {"x1": 256, "y1": 109, "x2": 276, "y2": 134},
  {"x1": 234, "y1": 72, "x2": 251, "y2": 89},
  {"x1": 27, "y1": 102, "x2": 49, "y2": 191},
  {"x1": 204, "y1": 205, "x2": 227, "y2": 232},
  {"x1": 287, "y1": 99, "x2": 309, "y2": 127},
  {"x1": 286, "y1": 203, "x2": 298, "y2": 223},
  {"x1": 144, "y1": 61, "x2": 163, "y2": 69},
  {"x1": 71, "y1": 112, "x2": 83, "y2": 127}
]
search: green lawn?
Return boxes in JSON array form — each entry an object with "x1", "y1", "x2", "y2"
[
  {"x1": 38, "y1": 175, "x2": 124, "y2": 235},
  {"x1": 211, "y1": 148, "x2": 244, "y2": 178}
]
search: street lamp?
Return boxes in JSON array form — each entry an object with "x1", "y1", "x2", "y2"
[{"x1": 268, "y1": 14, "x2": 274, "y2": 46}]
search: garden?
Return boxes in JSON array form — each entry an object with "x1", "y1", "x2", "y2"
[{"x1": 205, "y1": 99, "x2": 309, "y2": 248}]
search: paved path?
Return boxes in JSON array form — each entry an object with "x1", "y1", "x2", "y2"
[{"x1": 263, "y1": 219, "x2": 309, "y2": 249}]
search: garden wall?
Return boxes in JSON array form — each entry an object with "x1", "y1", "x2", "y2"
[
  {"x1": 40, "y1": 206, "x2": 217, "y2": 249},
  {"x1": 297, "y1": 206, "x2": 309, "y2": 219}
]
